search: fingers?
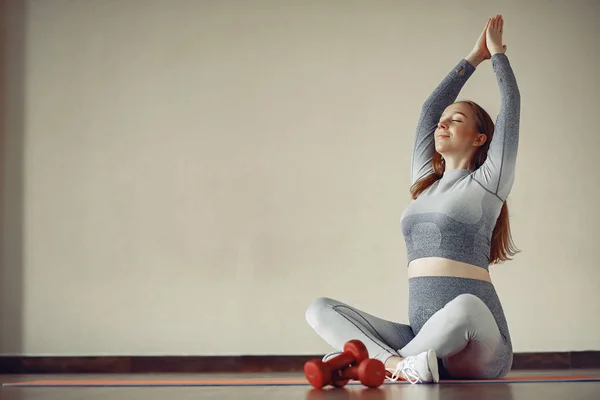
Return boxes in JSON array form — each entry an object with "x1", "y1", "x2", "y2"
[{"x1": 490, "y1": 14, "x2": 504, "y2": 33}]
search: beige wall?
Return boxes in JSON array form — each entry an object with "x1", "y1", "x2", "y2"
[
  {"x1": 1, "y1": 0, "x2": 25, "y2": 354},
  {"x1": 1, "y1": 0, "x2": 598, "y2": 356}
]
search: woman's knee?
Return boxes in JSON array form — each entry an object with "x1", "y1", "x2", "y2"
[
  {"x1": 440, "y1": 294, "x2": 488, "y2": 333},
  {"x1": 446, "y1": 294, "x2": 488, "y2": 319},
  {"x1": 305, "y1": 297, "x2": 337, "y2": 329},
  {"x1": 448, "y1": 293, "x2": 486, "y2": 310}
]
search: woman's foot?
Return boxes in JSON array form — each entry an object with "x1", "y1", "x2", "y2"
[{"x1": 386, "y1": 349, "x2": 440, "y2": 384}]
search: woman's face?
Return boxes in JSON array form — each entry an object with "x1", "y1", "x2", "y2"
[{"x1": 435, "y1": 103, "x2": 486, "y2": 157}]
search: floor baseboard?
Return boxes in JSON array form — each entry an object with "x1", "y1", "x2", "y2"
[{"x1": 1, "y1": 352, "x2": 599, "y2": 374}]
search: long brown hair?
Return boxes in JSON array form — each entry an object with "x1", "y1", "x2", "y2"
[{"x1": 409, "y1": 101, "x2": 519, "y2": 265}]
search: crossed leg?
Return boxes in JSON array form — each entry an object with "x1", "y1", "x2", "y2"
[
  {"x1": 399, "y1": 293, "x2": 510, "y2": 379},
  {"x1": 305, "y1": 297, "x2": 415, "y2": 363},
  {"x1": 305, "y1": 293, "x2": 510, "y2": 379}
]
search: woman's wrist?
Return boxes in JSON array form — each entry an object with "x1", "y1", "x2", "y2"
[{"x1": 465, "y1": 52, "x2": 485, "y2": 68}]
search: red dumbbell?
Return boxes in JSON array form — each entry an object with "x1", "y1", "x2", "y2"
[
  {"x1": 304, "y1": 340, "x2": 369, "y2": 389},
  {"x1": 332, "y1": 358, "x2": 386, "y2": 388}
]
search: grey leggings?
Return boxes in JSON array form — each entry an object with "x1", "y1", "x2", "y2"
[{"x1": 305, "y1": 276, "x2": 513, "y2": 379}]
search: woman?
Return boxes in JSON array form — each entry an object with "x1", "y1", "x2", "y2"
[{"x1": 305, "y1": 15, "x2": 520, "y2": 383}]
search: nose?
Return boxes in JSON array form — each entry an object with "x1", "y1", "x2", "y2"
[{"x1": 438, "y1": 120, "x2": 447, "y2": 130}]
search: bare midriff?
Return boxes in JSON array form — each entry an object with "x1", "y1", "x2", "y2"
[{"x1": 407, "y1": 257, "x2": 492, "y2": 283}]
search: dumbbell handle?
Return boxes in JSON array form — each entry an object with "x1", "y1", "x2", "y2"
[
  {"x1": 324, "y1": 351, "x2": 358, "y2": 372},
  {"x1": 338, "y1": 364, "x2": 359, "y2": 379}
]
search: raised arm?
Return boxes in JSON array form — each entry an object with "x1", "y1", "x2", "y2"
[
  {"x1": 410, "y1": 18, "x2": 495, "y2": 185},
  {"x1": 411, "y1": 59, "x2": 476, "y2": 184},
  {"x1": 472, "y1": 17, "x2": 521, "y2": 201}
]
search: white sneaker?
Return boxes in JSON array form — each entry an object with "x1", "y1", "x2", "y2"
[{"x1": 386, "y1": 349, "x2": 440, "y2": 384}]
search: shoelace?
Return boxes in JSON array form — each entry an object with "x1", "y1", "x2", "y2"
[
  {"x1": 321, "y1": 351, "x2": 342, "y2": 362},
  {"x1": 386, "y1": 358, "x2": 421, "y2": 384}
]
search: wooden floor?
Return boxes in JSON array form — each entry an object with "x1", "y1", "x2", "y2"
[{"x1": 1, "y1": 370, "x2": 599, "y2": 399}]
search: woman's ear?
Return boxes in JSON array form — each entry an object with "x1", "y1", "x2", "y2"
[{"x1": 474, "y1": 133, "x2": 487, "y2": 147}]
